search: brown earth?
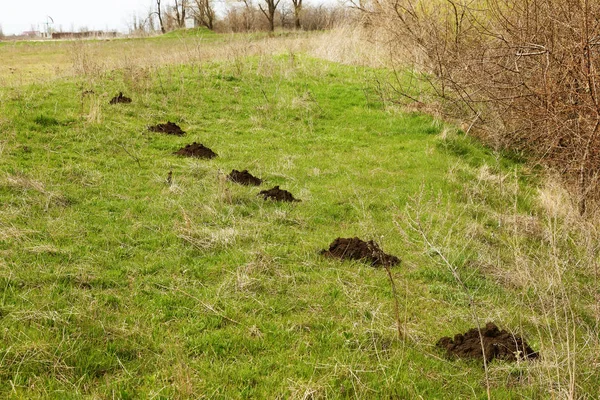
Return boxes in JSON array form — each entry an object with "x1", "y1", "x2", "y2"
[
  {"x1": 436, "y1": 322, "x2": 539, "y2": 362},
  {"x1": 149, "y1": 121, "x2": 185, "y2": 136},
  {"x1": 173, "y1": 142, "x2": 217, "y2": 159},
  {"x1": 321, "y1": 237, "x2": 400, "y2": 267},
  {"x1": 258, "y1": 186, "x2": 299, "y2": 202},
  {"x1": 228, "y1": 169, "x2": 263, "y2": 186},
  {"x1": 109, "y1": 92, "x2": 132, "y2": 104}
]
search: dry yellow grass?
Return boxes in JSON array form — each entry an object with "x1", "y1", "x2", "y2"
[{"x1": 0, "y1": 28, "x2": 390, "y2": 86}]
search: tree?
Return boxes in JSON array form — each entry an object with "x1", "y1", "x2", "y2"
[
  {"x1": 290, "y1": 0, "x2": 302, "y2": 29},
  {"x1": 156, "y1": 0, "x2": 166, "y2": 33},
  {"x1": 129, "y1": 13, "x2": 143, "y2": 34},
  {"x1": 174, "y1": 0, "x2": 189, "y2": 28},
  {"x1": 240, "y1": 0, "x2": 257, "y2": 31},
  {"x1": 259, "y1": 0, "x2": 281, "y2": 32},
  {"x1": 192, "y1": 0, "x2": 216, "y2": 30}
]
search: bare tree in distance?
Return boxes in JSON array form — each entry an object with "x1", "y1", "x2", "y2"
[
  {"x1": 146, "y1": 6, "x2": 156, "y2": 32},
  {"x1": 259, "y1": 0, "x2": 281, "y2": 32},
  {"x1": 130, "y1": 14, "x2": 140, "y2": 33},
  {"x1": 192, "y1": 0, "x2": 216, "y2": 30},
  {"x1": 174, "y1": 0, "x2": 189, "y2": 28},
  {"x1": 278, "y1": 1, "x2": 293, "y2": 28},
  {"x1": 290, "y1": 0, "x2": 302, "y2": 29},
  {"x1": 129, "y1": 13, "x2": 148, "y2": 35},
  {"x1": 235, "y1": 0, "x2": 258, "y2": 31},
  {"x1": 156, "y1": 0, "x2": 166, "y2": 33}
]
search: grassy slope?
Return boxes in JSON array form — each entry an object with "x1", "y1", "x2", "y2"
[
  {"x1": 0, "y1": 48, "x2": 597, "y2": 399},
  {"x1": 0, "y1": 28, "x2": 221, "y2": 85}
]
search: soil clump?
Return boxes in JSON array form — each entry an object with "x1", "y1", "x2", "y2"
[
  {"x1": 436, "y1": 322, "x2": 539, "y2": 362},
  {"x1": 228, "y1": 169, "x2": 263, "y2": 186},
  {"x1": 173, "y1": 142, "x2": 217, "y2": 159},
  {"x1": 149, "y1": 121, "x2": 185, "y2": 136},
  {"x1": 321, "y1": 237, "x2": 400, "y2": 267},
  {"x1": 258, "y1": 186, "x2": 299, "y2": 202},
  {"x1": 109, "y1": 92, "x2": 132, "y2": 104}
]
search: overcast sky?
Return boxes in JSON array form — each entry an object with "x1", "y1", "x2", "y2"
[
  {"x1": 0, "y1": 0, "x2": 337, "y2": 36},
  {"x1": 0, "y1": 0, "x2": 155, "y2": 35}
]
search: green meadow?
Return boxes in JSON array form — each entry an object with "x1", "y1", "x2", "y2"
[{"x1": 0, "y1": 33, "x2": 598, "y2": 398}]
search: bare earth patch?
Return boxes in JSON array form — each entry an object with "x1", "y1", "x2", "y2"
[
  {"x1": 321, "y1": 237, "x2": 400, "y2": 267},
  {"x1": 436, "y1": 322, "x2": 539, "y2": 362},
  {"x1": 228, "y1": 169, "x2": 262, "y2": 186},
  {"x1": 148, "y1": 121, "x2": 185, "y2": 136},
  {"x1": 174, "y1": 142, "x2": 217, "y2": 159},
  {"x1": 258, "y1": 186, "x2": 299, "y2": 202},
  {"x1": 109, "y1": 92, "x2": 132, "y2": 104}
]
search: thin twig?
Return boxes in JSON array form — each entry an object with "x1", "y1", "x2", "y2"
[
  {"x1": 116, "y1": 143, "x2": 142, "y2": 168},
  {"x1": 465, "y1": 111, "x2": 482, "y2": 135},
  {"x1": 384, "y1": 264, "x2": 404, "y2": 341},
  {"x1": 166, "y1": 285, "x2": 242, "y2": 326}
]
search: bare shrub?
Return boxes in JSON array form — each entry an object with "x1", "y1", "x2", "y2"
[
  {"x1": 221, "y1": 0, "x2": 265, "y2": 32},
  {"x1": 191, "y1": 0, "x2": 216, "y2": 30},
  {"x1": 307, "y1": 24, "x2": 388, "y2": 67},
  {"x1": 69, "y1": 41, "x2": 104, "y2": 78},
  {"x1": 364, "y1": 0, "x2": 600, "y2": 213},
  {"x1": 301, "y1": 4, "x2": 354, "y2": 31}
]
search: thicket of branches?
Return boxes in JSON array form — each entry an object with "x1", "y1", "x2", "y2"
[{"x1": 362, "y1": 0, "x2": 600, "y2": 213}]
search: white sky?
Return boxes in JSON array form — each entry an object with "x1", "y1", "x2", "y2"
[
  {"x1": 0, "y1": 0, "x2": 155, "y2": 35},
  {"x1": 0, "y1": 0, "x2": 338, "y2": 36}
]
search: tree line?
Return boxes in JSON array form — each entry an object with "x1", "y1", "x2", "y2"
[{"x1": 129, "y1": 0, "x2": 349, "y2": 34}]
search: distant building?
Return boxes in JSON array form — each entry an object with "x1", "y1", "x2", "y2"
[
  {"x1": 22, "y1": 31, "x2": 42, "y2": 38},
  {"x1": 185, "y1": 18, "x2": 197, "y2": 29},
  {"x1": 51, "y1": 31, "x2": 117, "y2": 40}
]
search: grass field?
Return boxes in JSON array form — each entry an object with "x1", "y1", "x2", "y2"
[{"x1": 1, "y1": 31, "x2": 599, "y2": 398}]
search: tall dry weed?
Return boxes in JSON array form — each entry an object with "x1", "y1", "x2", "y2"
[
  {"x1": 307, "y1": 25, "x2": 387, "y2": 67},
  {"x1": 69, "y1": 41, "x2": 104, "y2": 78}
]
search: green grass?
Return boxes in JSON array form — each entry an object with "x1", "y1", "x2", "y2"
[{"x1": 0, "y1": 50, "x2": 598, "y2": 399}]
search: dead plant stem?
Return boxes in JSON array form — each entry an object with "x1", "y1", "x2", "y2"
[{"x1": 383, "y1": 264, "x2": 404, "y2": 341}]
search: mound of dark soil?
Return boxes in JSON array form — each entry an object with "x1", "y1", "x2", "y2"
[
  {"x1": 436, "y1": 322, "x2": 539, "y2": 362},
  {"x1": 109, "y1": 92, "x2": 132, "y2": 104},
  {"x1": 228, "y1": 169, "x2": 262, "y2": 186},
  {"x1": 173, "y1": 142, "x2": 217, "y2": 159},
  {"x1": 321, "y1": 237, "x2": 400, "y2": 267},
  {"x1": 149, "y1": 121, "x2": 185, "y2": 136},
  {"x1": 258, "y1": 186, "x2": 299, "y2": 202}
]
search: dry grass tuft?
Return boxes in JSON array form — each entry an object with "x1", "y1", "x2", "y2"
[
  {"x1": 84, "y1": 94, "x2": 103, "y2": 124},
  {"x1": 25, "y1": 245, "x2": 64, "y2": 255},
  {"x1": 3, "y1": 173, "x2": 47, "y2": 193},
  {"x1": 307, "y1": 25, "x2": 388, "y2": 68},
  {"x1": 538, "y1": 176, "x2": 578, "y2": 220},
  {"x1": 178, "y1": 226, "x2": 240, "y2": 251},
  {"x1": 0, "y1": 224, "x2": 36, "y2": 242}
]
